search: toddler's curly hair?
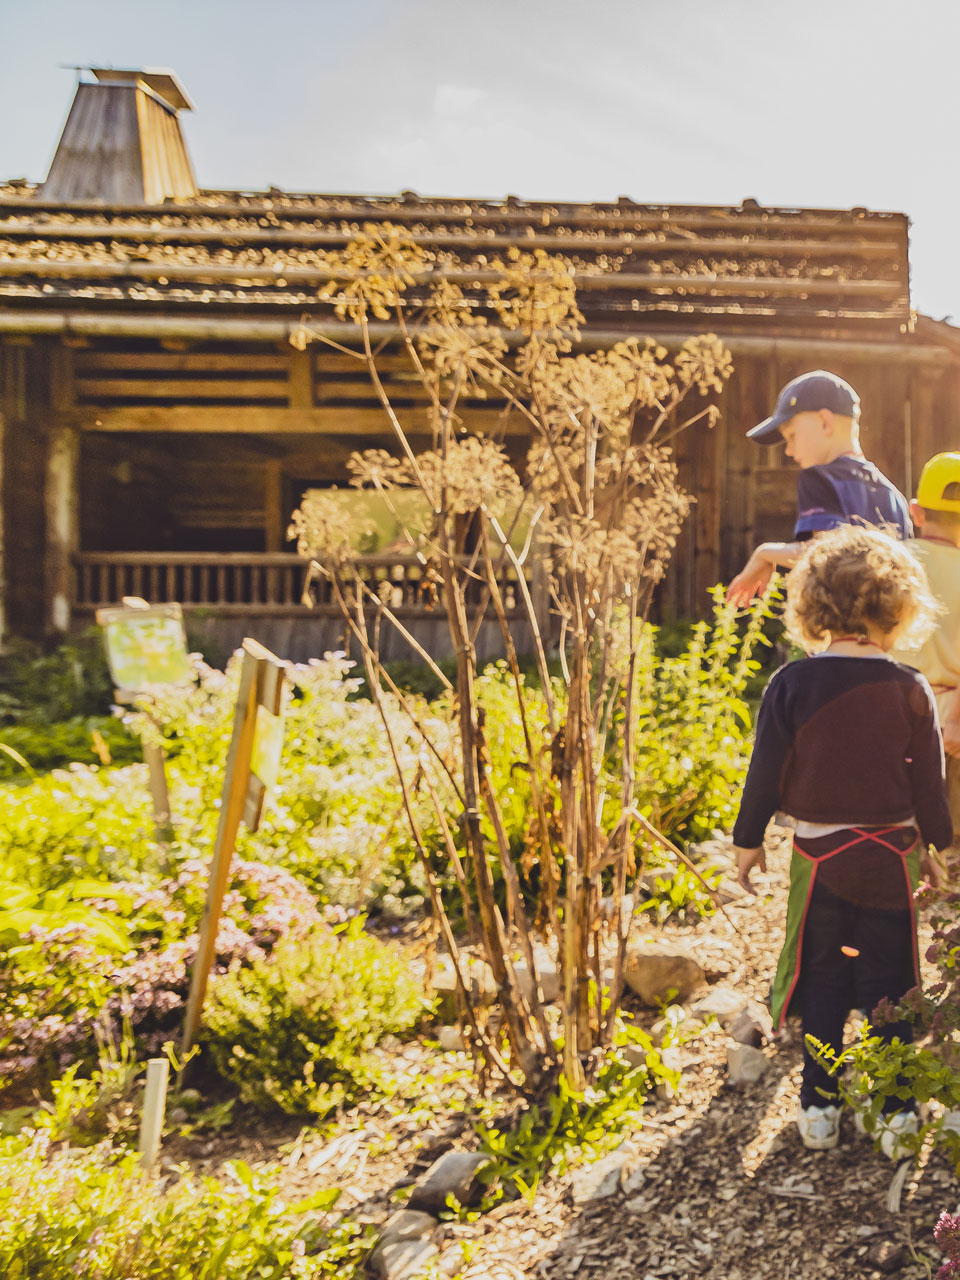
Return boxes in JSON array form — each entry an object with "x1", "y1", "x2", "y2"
[{"x1": 785, "y1": 524, "x2": 940, "y2": 652}]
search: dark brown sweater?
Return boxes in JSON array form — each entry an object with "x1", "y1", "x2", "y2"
[{"x1": 732, "y1": 655, "x2": 953, "y2": 851}]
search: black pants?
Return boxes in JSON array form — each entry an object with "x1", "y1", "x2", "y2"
[{"x1": 799, "y1": 877, "x2": 915, "y2": 1111}]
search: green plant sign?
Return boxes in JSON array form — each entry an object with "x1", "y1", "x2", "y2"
[{"x1": 96, "y1": 604, "x2": 191, "y2": 695}]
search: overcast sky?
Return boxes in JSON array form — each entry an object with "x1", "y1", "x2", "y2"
[{"x1": 3, "y1": 0, "x2": 958, "y2": 318}]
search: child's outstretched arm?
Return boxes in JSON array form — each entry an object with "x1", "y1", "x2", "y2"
[{"x1": 730, "y1": 670, "x2": 792, "y2": 881}]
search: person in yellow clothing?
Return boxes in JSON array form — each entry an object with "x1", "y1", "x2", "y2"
[{"x1": 892, "y1": 452, "x2": 960, "y2": 863}]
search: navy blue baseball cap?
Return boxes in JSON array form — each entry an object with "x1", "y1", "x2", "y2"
[{"x1": 747, "y1": 370, "x2": 861, "y2": 444}]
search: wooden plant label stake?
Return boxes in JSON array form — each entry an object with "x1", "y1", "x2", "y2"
[
  {"x1": 181, "y1": 638, "x2": 286, "y2": 1055},
  {"x1": 138, "y1": 1057, "x2": 170, "y2": 1170}
]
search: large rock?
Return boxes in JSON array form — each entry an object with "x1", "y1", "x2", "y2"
[
  {"x1": 431, "y1": 953, "x2": 498, "y2": 1021},
  {"x1": 623, "y1": 944, "x2": 705, "y2": 1006},
  {"x1": 379, "y1": 1210, "x2": 438, "y2": 1246},
  {"x1": 371, "y1": 1211, "x2": 438, "y2": 1275},
  {"x1": 437, "y1": 1025, "x2": 466, "y2": 1053},
  {"x1": 376, "y1": 1239, "x2": 440, "y2": 1280},
  {"x1": 570, "y1": 1141, "x2": 640, "y2": 1205},
  {"x1": 726, "y1": 1041, "x2": 768, "y2": 1085},
  {"x1": 690, "y1": 985, "x2": 744, "y2": 1026},
  {"x1": 514, "y1": 954, "x2": 561, "y2": 1004},
  {"x1": 407, "y1": 1150, "x2": 490, "y2": 1214},
  {"x1": 727, "y1": 1001, "x2": 773, "y2": 1048}
]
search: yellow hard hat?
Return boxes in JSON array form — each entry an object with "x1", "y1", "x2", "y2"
[{"x1": 916, "y1": 452, "x2": 960, "y2": 513}]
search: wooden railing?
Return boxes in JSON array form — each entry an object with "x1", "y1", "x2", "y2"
[{"x1": 73, "y1": 552, "x2": 527, "y2": 615}]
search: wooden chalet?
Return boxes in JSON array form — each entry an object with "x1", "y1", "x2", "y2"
[{"x1": 2, "y1": 67, "x2": 959, "y2": 660}]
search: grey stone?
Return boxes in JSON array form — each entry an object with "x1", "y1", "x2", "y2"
[
  {"x1": 570, "y1": 1142, "x2": 639, "y2": 1205},
  {"x1": 371, "y1": 1212, "x2": 438, "y2": 1275},
  {"x1": 865, "y1": 1240, "x2": 906, "y2": 1273},
  {"x1": 437, "y1": 1025, "x2": 465, "y2": 1052},
  {"x1": 431, "y1": 953, "x2": 498, "y2": 1002},
  {"x1": 727, "y1": 1001, "x2": 773, "y2": 1048},
  {"x1": 377, "y1": 1238, "x2": 440, "y2": 1280},
  {"x1": 726, "y1": 1041, "x2": 768, "y2": 1085},
  {"x1": 514, "y1": 955, "x2": 561, "y2": 1004},
  {"x1": 623, "y1": 945, "x2": 705, "y2": 1006},
  {"x1": 408, "y1": 1150, "x2": 491, "y2": 1214},
  {"x1": 690, "y1": 985, "x2": 744, "y2": 1026},
  {"x1": 380, "y1": 1210, "x2": 438, "y2": 1246},
  {"x1": 437, "y1": 1246, "x2": 468, "y2": 1277}
]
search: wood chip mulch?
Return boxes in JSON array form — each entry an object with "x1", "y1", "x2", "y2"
[{"x1": 169, "y1": 829, "x2": 957, "y2": 1279}]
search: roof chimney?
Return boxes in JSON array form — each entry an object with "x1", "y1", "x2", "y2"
[{"x1": 41, "y1": 67, "x2": 198, "y2": 204}]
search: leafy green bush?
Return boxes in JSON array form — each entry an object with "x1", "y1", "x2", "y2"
[
  {"x1": 0, "y1": 1133, "x2": 370, "y2": 1279},
  {"x1": 0, "y1": 716, "x2": 139, "y2": 778},
  {"x1": 0, "y1": 857, "x2": 326, "y2": 1082},
  {"x1": 0, "y1": 634, "x2": 115, "y2": 725},
  {"x1": 203, "y1": 921, "x2": 432, "y2": 1117},
  {"x1": 630, "y1": 587, "x2": 774, "y2": 848},
  {"x1": 124, "y1": 652, "x2": 442, "y2": 909}
]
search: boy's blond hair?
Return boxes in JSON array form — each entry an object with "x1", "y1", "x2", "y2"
[{"x1": 785, "y1": 524, "x2": 941, "y2": 653}]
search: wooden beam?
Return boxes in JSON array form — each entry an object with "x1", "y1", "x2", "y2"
[
  {"x1": 68, "y1": 404, "x2": 522, "y2": 434},
  {"x1": 76, "y1": 377, "x2": 288, "y2": 400},
  {"x1": 76, "y1": 351, "x2": 290, "y2": 372},
  {"x1": 49, "y1": 344, "x2": 75, "y2": 413},
  {"x1": 44, "y1": 424, "x2": 79, "y2": 633},
  {"x1": 0, "y1": 255, "x2": 907, "y2": 298},
  {"x1": 0, "y1": 217, "x2": 903, "y2": 259},
  {"x1": 264, "y1": 460, "x2": 283, "y2": 552},
  {"x1": 0, "y1": 193, "x2": 908, "y2": 237},
  {"x1": 0, "y1": 313, "x2": 949, "y2": 364},
  {"x1": 287, "y1": 349, "x2": 314, "y2": 409}
]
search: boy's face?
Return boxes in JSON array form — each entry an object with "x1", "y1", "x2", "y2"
[{"x1": 779, "y1": 410, "x2": 836, "y2": 469}]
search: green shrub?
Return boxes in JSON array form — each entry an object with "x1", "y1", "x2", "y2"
[
  {"x1": 0, "y1": 634, "x2": 115, "y2": 725},
  {"x1": 0, "y1": 1133, "x2": 370, "y2": 1279},
  {"x1": 203, "y1": 922, "x2": 432, "y2": 1117},
  {"x1": 0, "y1": 857, "x2": 326, "y2": 1083},
  {"x1": 630, "y1": 586, "x2": 774, "y2": 848},
  {"x1": 0, "y1": 716, "x2": 139, "y2": 778}
]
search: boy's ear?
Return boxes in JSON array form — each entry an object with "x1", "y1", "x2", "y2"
[
  {"x1": 909, "y1": 499, "x2": 926, "y2": 527},
  {"x1": 819, "y1": 408, "x2": 835, "y2": 435}
]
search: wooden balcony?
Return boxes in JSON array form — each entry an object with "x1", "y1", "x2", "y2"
[{"x1": 72, "y1": 552, "x2": 528, "y2": 617}]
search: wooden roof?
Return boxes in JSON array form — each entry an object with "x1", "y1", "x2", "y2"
[{"x1": 0, "y1": 186, "x2": 911, "y2": 341}]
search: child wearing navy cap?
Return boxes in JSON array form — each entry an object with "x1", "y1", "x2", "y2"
[{"x1": 727, "y1": 370, "x2": 912, "y2": 606}]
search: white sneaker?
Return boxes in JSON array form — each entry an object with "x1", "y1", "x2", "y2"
[
  {"x1": 797, "y1": 1103, "x2": 841, "y2": 1150},
  {"x1": 855, "y1": 1109, "x2": 918, "y2": 1160}
]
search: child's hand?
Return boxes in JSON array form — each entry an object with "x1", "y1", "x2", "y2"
[
  {"x1": 736, "y1": 845, "x2": 766, "y2": 895},
  {"x1": 920, "y1": 849, "x2": 944, "y2": 890},
  {"x1": 726, "y1": 555, "x2": 774, "y2": 607}
]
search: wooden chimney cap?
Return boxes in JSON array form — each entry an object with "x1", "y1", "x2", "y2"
[{"x1": 89, "y1": 67, "x2": 194, "y2": 112}]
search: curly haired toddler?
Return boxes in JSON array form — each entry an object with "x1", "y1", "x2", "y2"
[{"x1": 733, "y1": 525, "x2": 953, "y2": 1154}]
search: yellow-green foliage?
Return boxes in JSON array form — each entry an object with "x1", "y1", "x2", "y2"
[
  {"x1": 0, "y1": 1133, "x2": 370, "y2": 1278},
  {"x1": 203, "y1": 922, "x2": 432, "y2": 1117}
]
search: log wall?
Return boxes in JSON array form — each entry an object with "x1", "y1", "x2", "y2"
[{"x1": 3, "y1": 334, "x2": 958, "y2": 647}]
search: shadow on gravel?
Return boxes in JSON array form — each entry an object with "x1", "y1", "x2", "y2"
[{"x1": 533, "y1": 1033, "x2": 950, "y2": 1280}]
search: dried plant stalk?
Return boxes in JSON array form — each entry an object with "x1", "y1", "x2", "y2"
[{"x1": 291, "y1": 227, "x2": 733, "y2": 1093}]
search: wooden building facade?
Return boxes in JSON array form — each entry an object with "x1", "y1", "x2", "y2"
[{"x1": 2, "y1": 70, "x2": 959, "y2": 660}]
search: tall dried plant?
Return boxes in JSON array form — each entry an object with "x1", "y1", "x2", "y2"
[{"x1": 290, "y1": 228, "x2": 733, "y2": 1092}]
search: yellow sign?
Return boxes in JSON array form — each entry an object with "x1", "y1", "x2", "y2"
[
  {"x1": 96, "y1": 603, "x2": 191, "y2": 694},
  {"x1": 251, "y1": 703, "x2": 284, "y2": 792}
]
